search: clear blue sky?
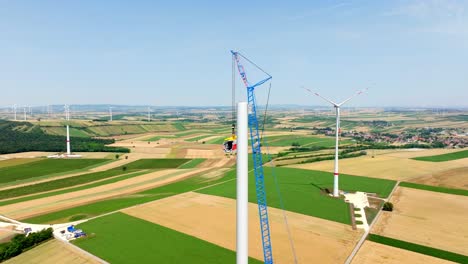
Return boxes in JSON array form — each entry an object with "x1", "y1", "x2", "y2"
[{"x1": 1, "y1": 0, "x2": 467, "y2": 107}]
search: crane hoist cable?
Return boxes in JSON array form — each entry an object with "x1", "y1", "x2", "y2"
[{"x1": 259, "y1": 83, "x2": 299, "y2": 264}]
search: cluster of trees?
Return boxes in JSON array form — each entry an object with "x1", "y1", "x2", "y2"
[
  {"x1": 297, "y1": 151, "x2": 367, "y2": 165},
  {"x1": 0, "y1": 228, "x2": 53, "y2": 262},
  {"x1": 383, "y1": 202, "x2": 394, "y2": 211},
  {"x1": 0, "y1": 121, "x2": 129, "y2": 154}
]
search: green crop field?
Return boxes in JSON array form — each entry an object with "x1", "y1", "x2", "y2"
[
  {"x1": 173, "y1": 123, "x2": 187, "y2": 131},
  {"x1": 368, "y1": 234, "x2": 468, "y2": 263},
  {"x1": 42, "y1": 126, "x2": 91, "y2": 138},
  {"x1": 412, "y1": 149, "x2": 468, "y2": 162},
  {"x1": 206, "y1": 136, "x2": 225, "y2": 144},
  {"x1": 115, "y1": 159, "x2": 191, "y2": 170},
  {"x1": 0, "y1": 159, "x2": 109, "y2": 184},
  {"x1": 198, "y1": 167, "x2": 396, "y2": 224},
  {"x1": 74, "y1": 212, "x2": 261, "y2": 264},
  {"x1": 399, "y1": 182, "x2": 468, "y2": 196},
  {"x1": 261, "y1": 135, "x2": 351, "y2": 147},
  {"x1": 178, "y1": 159, "x2": 206, "y2": 169},
  {"x1": 0, "y1": 158, "x2": 42, "y2": 169},
  {"x1": 24, "y1": 169, "x2": 237, "y2": 223},
  {"x1": 186, "y1": 135, "x2": 210, "y2": 142},
  {"x1": 146, "y1": 135, "x2": 175, "y2": 141}
]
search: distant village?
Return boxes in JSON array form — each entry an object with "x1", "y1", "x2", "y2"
[{"x1": 316, "y1": 127, "x2": 467, "y2": 149}]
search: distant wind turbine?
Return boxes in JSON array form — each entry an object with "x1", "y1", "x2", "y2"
[
  {"x1": 304, "y1": 87, "x2": 367, "y2": 197},
  {"x1": 109, "y1": 107, "x2": 113, "y2": 121},
  {"x1": 147, "y1": 107, "x2": 151, "y2": 122},
  {"x1": 23, "y1": 106, "x2": 27, "y2": 121},
  {"x1": 12, "y1": 104, "x2": 17, "y2": 121}
]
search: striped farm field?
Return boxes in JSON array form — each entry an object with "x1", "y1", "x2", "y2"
[
  {"x1": 22, "y1": 168, "x2": 236, "y2": 224},
  {"x1": 0, "y1": 159, "x2": 109, "y2": 185}
]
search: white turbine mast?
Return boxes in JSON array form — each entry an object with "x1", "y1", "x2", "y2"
[
  {"x1": 304, "y1": 87, "x2": 367, "y2": 197},
  {"x1": 109, "y1": 106, "x2": 113, "y2": 121},
  {"x1": 147, "y1": 107, "x2": 151, "y2": 122},
  {"x1": 23, "y1": 106, "x2": 27, "y2": 121},
  {"x1": 12, "y1": 104, "x2": 17, "y2": 121},
  {"x1": 64, "y1": 104, "x2": 70, "y2": 121}
]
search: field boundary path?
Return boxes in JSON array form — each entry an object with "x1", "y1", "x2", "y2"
[{"x1": 344, "y1": 180, "x2": 400, "y2": 264}]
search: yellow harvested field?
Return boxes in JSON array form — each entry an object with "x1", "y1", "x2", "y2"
[
  {"x1": 411, "y1": 167, "x2": 468, "y2": 190},
  {"x1": 382, "y1": 148, "x2": 464, "y2": 159},
  {"x1": 372, "y1": 187, "x2": 468, "y2": 256},
  {"x1": 0, "y1": 168, "x2": 210, "y2": 220},
  {"x1": 289, "y1": 150, "x2": 468, "y2": 182},
  {"x1": 185, "y1": 148, "x2": 223, "y2": 158},
  {"x1": 123, "y1": 192, "x2": 361, "y2": 264},
  {"x1": 4, "y1": 239, "x2": 101, "y2": 264},
  {"x1": 351, "y1": 241, "x2": 455, "y2": 264},
  {"x1": 197, "y1": 158, "x2": 235, "y2": 168}
]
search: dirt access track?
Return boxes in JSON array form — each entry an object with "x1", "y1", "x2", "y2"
[
  {"x1": 372, "y1": 187, "x2": 468, "y2": 256},
  {"x1": 123, "y1": 192, "x2": 362, "y2": 264}
]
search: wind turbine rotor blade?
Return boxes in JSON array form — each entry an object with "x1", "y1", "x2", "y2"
[
  {"x1": 302, "y1": 87, "x2": 337, "y2": 106},
  {"x1": 337, "y1": 88, "x2": 368, "y2": 106}
]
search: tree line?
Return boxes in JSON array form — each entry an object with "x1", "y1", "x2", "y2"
[
  {"x1": 0, "y1": 120, "x2": 129, "y2": 154},
  {"x1": 0, "y1": 228, "x2": 53, "y2": 262}
]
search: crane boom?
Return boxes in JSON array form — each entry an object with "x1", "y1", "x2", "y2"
[{"x1": 231, "y1": 50, "x2": 273, "y2": 264}]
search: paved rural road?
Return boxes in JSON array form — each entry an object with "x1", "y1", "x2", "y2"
[{"x1": 343, "y1": 180, "x2": 400, "y2": 264}]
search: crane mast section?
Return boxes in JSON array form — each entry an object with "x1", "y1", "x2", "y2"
[{"x1": 232, "y1": 51, "x2": 273, "y2": 264}]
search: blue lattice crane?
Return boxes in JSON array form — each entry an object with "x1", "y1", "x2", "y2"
[{"x1": 231, "y1": 50, "x2": 273, "y2": 264}]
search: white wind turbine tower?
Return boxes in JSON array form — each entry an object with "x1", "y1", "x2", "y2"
[
  {"x1": 12, "y1": 104, "x2": 17, "y2": 121},
  {"x1": 64, "y1": 105, "x2": 71, "y2": 121},
  {"x1": 23, "y1": 106, "x2": 27, "y2": 121},
  {"x1": 109, "y1": 107, "x2": 113, "y2": 121},
  {"x1": 304, "y1": 88, "x2": 367, "y2": 197},
  {"x1": 64, "y1": 105, "x2": 71, "y2": 155},
  {"x1": 147, "y1": 107, "x2": 151, "y2": 122}
]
